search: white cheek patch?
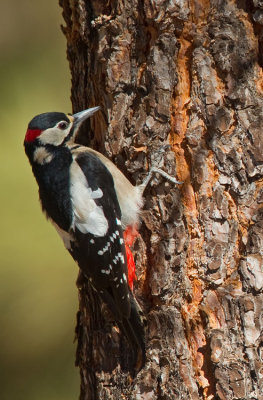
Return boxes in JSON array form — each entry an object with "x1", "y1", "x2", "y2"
[
  {"x1": 70, "y1": 161, "x2": 108, "y2": 236},
  {"x1": 39, "y1": 127, "x2": 69, "y2": 146}
]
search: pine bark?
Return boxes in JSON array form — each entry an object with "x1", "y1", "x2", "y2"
[{"x1": 59, "y1": 0, "x2": 263, "y2": 399}]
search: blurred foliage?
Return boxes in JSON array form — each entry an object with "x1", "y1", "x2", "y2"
[{"x1": 0, "y1": 1, "x2": 79, "y2": 399}]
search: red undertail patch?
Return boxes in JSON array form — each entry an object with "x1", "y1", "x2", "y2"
[
  {"x1": 124, "y1": 225, "x2": 139, "y2": 291},
  {"x1": 125, "y1": 244, "x2": 137, "y2": 291}
]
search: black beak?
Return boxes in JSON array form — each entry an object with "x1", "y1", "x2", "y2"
[{"x1": 72, "y1": 106, "x2": 100, "y2": 127}]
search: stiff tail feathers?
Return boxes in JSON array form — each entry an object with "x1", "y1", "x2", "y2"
[
  {"x1": 99, "y1": 286, "x2": 146, "y2": 372},
  {"x1": 120, "y1": 290, "x2": 146, "y2": 371}
]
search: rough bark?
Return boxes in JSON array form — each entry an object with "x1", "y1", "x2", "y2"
[{"x1": 59, "y1": 0, "x2": 263, "y2": 399}]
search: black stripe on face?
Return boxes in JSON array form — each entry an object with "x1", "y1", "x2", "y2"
[{"x1": 61, "y1": 124, "x2": 77, "y2": 145}]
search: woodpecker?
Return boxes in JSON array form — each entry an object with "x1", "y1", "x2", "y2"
[
  {"x1": 24, "y1": 107, "x2": 147, "y2": 370},
  {"x1": 24, "y1": 107, "x2": 182, "y2": 371}
]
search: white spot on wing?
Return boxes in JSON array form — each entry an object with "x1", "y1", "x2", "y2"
[
  {"x1": 97, "y1": 242, "x2": 111, "y2": 256},
  {"x1": 101, "y1": 269, "x2": 110, "y2": 275}
]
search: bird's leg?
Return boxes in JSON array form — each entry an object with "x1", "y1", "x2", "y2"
[{"x1": 140, "y1": 166, "x2": 183, "y2": 194}]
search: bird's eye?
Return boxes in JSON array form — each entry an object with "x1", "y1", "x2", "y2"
[{"x1": 58, "y1": 121, "x2": 68, "y2": 130}]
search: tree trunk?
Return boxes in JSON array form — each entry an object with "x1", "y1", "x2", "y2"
[{"x1": 59, "y1": 0, "x2": 263, "y2": 399}]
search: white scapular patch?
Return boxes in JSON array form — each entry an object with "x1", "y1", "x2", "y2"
[
  {"x1": 70, "y1": 160, "x2": 108, "y2": 236},
  {"x1": 33, "y1": 147, "x2": 54, "y2": 165},
  {"x1": 51, "y1": 221, "x2": 73, "y2": 250}
]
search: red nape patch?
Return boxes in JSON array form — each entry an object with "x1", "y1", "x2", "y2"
[{"x1": 25, "y1": 129, "x2": 42, "y2": 142}]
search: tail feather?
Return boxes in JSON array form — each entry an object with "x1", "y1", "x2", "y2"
[
  {"x1": 121, "y1": 292, "x2": 146, "y2": 370},
  {"x1": 99, "y1": 287, "x2": 146, "y2": 371}
]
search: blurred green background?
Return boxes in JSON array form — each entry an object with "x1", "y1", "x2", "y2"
[{"x1": 0, "y1": 1, "x2": 79, "y2": 399}]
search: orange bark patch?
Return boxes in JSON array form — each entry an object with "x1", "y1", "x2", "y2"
[
  {"x1": 170, "y1": 1, "x2": 223, "y2": 397},
  {"x1": 205, "y1": 151, "x2": 220, "y2": 198},
  {"x1": 171, "y1": 36, "x2": 191, "y2": 145}
]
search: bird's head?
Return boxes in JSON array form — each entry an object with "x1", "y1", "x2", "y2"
[{"x1": 24, "y1": 107, "x2": 100, "y2": 147}]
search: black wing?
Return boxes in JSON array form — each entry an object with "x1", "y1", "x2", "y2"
[{"x1": 69, "y1": 151, "x2": 131, "y2": 319}]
